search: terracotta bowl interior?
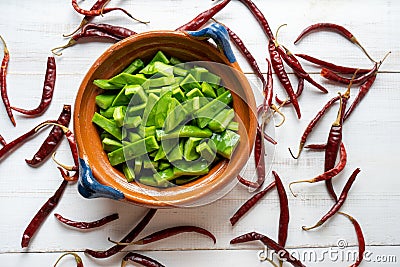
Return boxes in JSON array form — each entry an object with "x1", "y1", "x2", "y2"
[{"x1": 74, "y1": 30, "x2": 257, "y2": 208}]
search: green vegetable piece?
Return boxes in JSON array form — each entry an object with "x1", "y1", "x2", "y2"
[
  {"x1": 164, "y1": 98, "x2": 188, "y2": 132},
  {"x1": 125, "y1": 85, "x2": 147, "y2": 104},
  {"x1": 142, "y1": 93, "x2": 160, "y2": 126},
  {"x1": 108, "y1": 136, "x2": 159, "y2": 166},
  {"x1": 216, "y1": 86, "x2": 227, "y2": 96},
  {"x1": 153, "y1": 168, "x2": 177, "y2": 187},
  {"x1": 202, "y1": 72, "x2": 221, "y2": 85},
  {"x1": 211, "y1": 130, "x2": 240, "y2": 159},
  {"x1": 146, "y1": 89, "x2": 161, "y2": 95},
  {"x1": 167, "y1": 141, "x2": 184, "y2": 162},
  {"x1": 154, "y1": 91, "x2": 172, "y2": 128},
  {"x1": 95, "y1": 94, "x2": 117, "y2": 109},
  {"x1": 138, "y1": 176, "x2": 159, "y2": 187},
  {"x1": 170, "y1": 57, "x2": 182, "y2": 65},
  {"x1": 143, "y1": 76, "x2": 175, "y2": 89},
  {"x1": 93, "y1": 79, "x2": 122, "y2": 90},
  {"x1": 180, "y1": 73, "x2": 201, "y2": 92},
  {"x1": 108, "y1": 73, "x2": 147, "y2": 86},
  {"x1": 92, "y1": 112, "x2": 122, "y2": 140},
  {"x1": 172, "y1": 87, "x2": 186, "y2": 102},
  {"x1": 123, "y1": 59, "x2": 144, "y2": 74},
  {"x1": 159, "y1": 125, "x2": 212, "y2": 140},
  {"x1": 201, "y1": 82, "x2": 216, "y2": 98},
  {"x1": 111, "y1": 88, "x2": 131, "y2": 107},
  {"x1": 122, "y1": 163, "x2": 135, "y2": 182},
  {"x1": 183, "y1": 137, "x2": 202, "y2": 161},
  {"x1": 186, "y1": 88, "x2": 204, "y2": 99},
  {"x1": 190, "y1": 67, "x2": 208, "y2": 81},
  {"x1": 113, "y1": 106, "x2": 126, "y2": 127},
  {"x1": 102, "y1": 138, "x2": 123, "y2": 152},
  {"x1": 227, "y1": 121, "x2": 239, "y2": 132},
  {"x1": 100, "y1": 106, "x2": 117, "y2": 118},
  {"x1": 149, "y1": 51, "x2": 170, "y2": 64},
  {"x1": 143, "y1": 158, "x2": 158, "y2": 170},
  {"x1": 173, "y1": 159, "x2": 209, "y2": 176},
  {"x1": 173, "y1": 66, "x2": 188, "y2": 77},
  {"x1": 141, "y1": 61, "x2": 173, "y2": 77},
  {"x1": 196, "y1": 90, "x2": 232, "y2": 128},
  {"x1": 127, "y1": 102, "x2": 147, "y2": 116},
  {"x1": 208, "y1": 108, "x2": 235, "y2": 132},
  {"x1": 196, "y1": 140, "x2": 217, "y2": 162},
  {"x1": 158, "y1": 161, "x2": 170, "y2": 171},
  {"x1": 127, "y1": 132, "x2": 141, "y2": 143},
  {"x1": 154, "y1": 146, "x2": 166, "y2": 161},
  {"x1": 124, "y1": 116, "x2": 142, "y2": 129}
]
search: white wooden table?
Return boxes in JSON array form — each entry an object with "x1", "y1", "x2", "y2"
[{"x1": 1, "y1": 1, "x2": 399, "y2": 266}]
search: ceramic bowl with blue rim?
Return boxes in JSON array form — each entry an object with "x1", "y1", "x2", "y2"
[{"x1": 74, "y1": 24, "x2": 257, "y2": 208}]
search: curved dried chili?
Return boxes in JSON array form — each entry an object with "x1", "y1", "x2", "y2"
[{"x1": 12, "y1": 57, "x2": 56, "y2": 116}]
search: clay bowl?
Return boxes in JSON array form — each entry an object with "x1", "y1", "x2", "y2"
[{"x1": 74, "y1": 28, "x2": 257, "y2": 208}]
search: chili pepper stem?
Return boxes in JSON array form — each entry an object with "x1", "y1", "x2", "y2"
[
  {"x1": 38, "y1": 122, "x2": 69, "y2": 133},
  {"x1": 51, "y1": 40, "x2": 77, "y2": 56},
  {"x1": 288, "y1": 180, "x2": 312, "y2": 197},
  {"x1": 100, "y1": 0, "x2": 110, "y2": 16},
  {"x1": 288, "y1": 143, "x2": 304, "y2": 160},
  {"x1": 271, "y1": 104, "x2": 286, "y2": 127},
  {"x1": 273, "y1": 24, "x2": 288, "y2": 47},
  {"x1": 302, "y1": 221, "x2": 323, "y2": 231},
  {"x1": 63, "y1": 19, "x2": 88, "y2": 37},
  {"x1": 107, "y1": 237, "x2": 140, "y2": 246},
  {"x1": 351, "y1": 37, "x2": 376, "y2": 63},
  {"x1": 54, "y1": 252, "x2": 83, "y2": 267},
  {"x1": 0, "y1": 35, "x2": 9, "y2": 54},
  {"x1": 52, "y1": 152, "x2": 77, "y2": 171}
]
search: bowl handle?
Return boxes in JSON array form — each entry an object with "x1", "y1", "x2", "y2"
[
  {"x1": 77, "y1": 157, "x2": 125, "y2": 200},
  {"x1": 186, "y1": 23, "x2": 237, "y2": 64}
]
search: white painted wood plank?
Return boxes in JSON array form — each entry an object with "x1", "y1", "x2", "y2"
[{"x1": 1, "y1": 247, "x2": 399, "y2": 266}]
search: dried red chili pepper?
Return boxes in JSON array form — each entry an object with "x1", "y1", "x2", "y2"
[
  {"x1": 52, "y1": 29, "x2": 122, "y2": 56},
  {"x1": 236, "y1": 0, "x2": 274, "y2": 40},
  {"x1": 230, "y1": 181, "x2": 276, "y2": 226},
  {"x1": 276, "y1": 75, "x2": 304, "y2": 106},
  {"x1": 109, "y1": 225, "x2": 216, "y2": 245},
  {"x1": 21, "y1": 179, "x2": 68, "y2": 248},
  {"x1": 11, "y1": 57, "x2": 56, "y2": 116},
  {"x1": 238, "y1": 125, "x2": 265, "y2": 189},
  {"x1": 295, "y1": 54, "x2": 370, "y2": 74},
  {"x1": 339, "y1": 212, "x2": 365, "y2": 267},
  {"x1": 289, "y1": 95, "x2": 341, "y2": 159},
  {"x1": 275, "y1": 41, "x2": 328, "y2": 93},
  {"x1": 343, "y1": 74, "x2": 376, "y2": 121},
  {"x1": 85, "y1": 209, "x2": 157, "y2": 259},
  {"x1": 54, "y1": 213, "x2": 119, "y2": 230},
  {"x1": 269, "y1": 40, "x2": 301, "y2": 119},
  {"x1": 289, "y1": 142, "x2": 347, "y2": 196},
  {"x1": 25, "y1": 105, "x2": 71, "y2": 166},
  {"x1": 0, "y1": 35, "x2": 15, "y2": 126},
  {"x1": 230, "y1": 232, "x2": 306, "y2": 267},
  {"x1": 0, "y1": 133, "x2": 6, "y2": 146},
  {"x1": 272, "y1": 171, "x2": 289, "y2": 249},
  {"x1": 303, "y1": 168, "x2": 361, "y2": 231},
  {"x1": 176, "y1": 0, "x2": 231, "y2": 31},
  {"x1": 71, "y1": 0, "x2": 147, "y2": 24},
  {"x1": 321, "y1": 63, "x2": 377, "y2": 85},
  {"x1": 122, "y1": 252, "x2": 165, "y2": 267},
  {"x1": 41, "y1": 122, "x2": 78, "y2": 181},
  {"x1": 294, "y1": 22, "x2": 375, "y2": 62},
  {"x1": 81, "y1": 23, "x2": 137, "y2": 39},
  {"x1": 324, "y1": 89, "x2": 352, "y2": 201},
  {"x1": 0, "y1": 120, "x2": 56, "y2": 161},
  {"x1": 54, "y1": 252, "x2": 84, "y2": 267},
  {"x1": 256, "y1": 104, "x2": 279, "y2": 144},
  {"x1": 304, "y1": 144, "x2": 326, "y2": 150}
]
